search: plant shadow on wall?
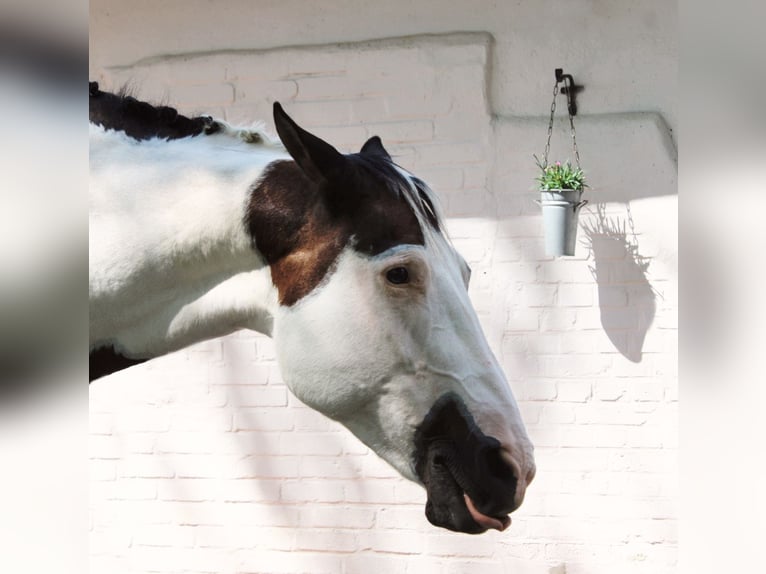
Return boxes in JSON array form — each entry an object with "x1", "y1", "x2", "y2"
[{"x1": 581, "y1": 204, "x2": 659, "y2": 363}]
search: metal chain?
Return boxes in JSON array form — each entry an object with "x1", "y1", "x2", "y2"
[
  {"x1": 542, "y1": 82, "x2": 558, "y2": 169},
  {"x1": 568, "y1": 104, "x2": 582, "y2": 170},
  {"x1": 542, "y1": 76, "x2": 581, "y2": 170}
]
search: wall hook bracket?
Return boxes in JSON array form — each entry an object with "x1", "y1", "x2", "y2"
[{"x1": 555, "y1": 68, "x2": 583, "y2": 116}]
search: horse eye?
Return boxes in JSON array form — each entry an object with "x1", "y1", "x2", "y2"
[{"x1": 386, "y1": 266, "x2": 410, "y2": 285}]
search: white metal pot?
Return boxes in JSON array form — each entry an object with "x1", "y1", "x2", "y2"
[{"x1": 536, "y1": 189, "x2": 588, "y2": 256}]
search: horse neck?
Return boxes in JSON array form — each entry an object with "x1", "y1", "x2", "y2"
[{"x1": 89, "y1": 126, "x2": 288, "y2": 357}]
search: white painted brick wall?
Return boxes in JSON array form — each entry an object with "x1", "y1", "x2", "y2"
[{"x1": 91, "y1": 29, "x2": 677, "y2": 574}]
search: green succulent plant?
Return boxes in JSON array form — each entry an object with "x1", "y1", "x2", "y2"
[{"x1": 534, "y1": 154, "x2": 587, "y2": 191}]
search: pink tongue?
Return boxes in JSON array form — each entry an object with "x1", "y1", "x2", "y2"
[{"x1": 463, "y1": 494, "x2": 511, "y2": 532}]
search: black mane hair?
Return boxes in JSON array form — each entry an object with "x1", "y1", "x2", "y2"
[{"x1": 89, "y1": 82, "x2": 222, "y2": 142}]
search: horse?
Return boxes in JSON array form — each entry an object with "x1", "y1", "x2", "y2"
[{"x1": 89, "y1": 83, "x2": 535, "y2": 534}]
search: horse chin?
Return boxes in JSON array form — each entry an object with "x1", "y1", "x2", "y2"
[{"x1": 420, "y1": 441, "x2": 511, "y2": 534}]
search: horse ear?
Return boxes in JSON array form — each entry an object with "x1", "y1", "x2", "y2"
[
  {"x1": 273, "y1": 102, "x2": 346, "y2": 182},
  {"x1": 360, "y1": 136, "x2": 391, "y2": 160}
]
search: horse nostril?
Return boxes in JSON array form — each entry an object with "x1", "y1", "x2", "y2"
[{"x1": 485, "y1": 448, "x2": 514, "y2": 481}]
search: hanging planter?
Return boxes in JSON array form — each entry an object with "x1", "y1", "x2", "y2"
[
  {"x1": 535, "y1": 158, "x2": 588, "y2": 256},
  {"x1": 534, "y1": 69, "x2": 588, "y2": 257}
]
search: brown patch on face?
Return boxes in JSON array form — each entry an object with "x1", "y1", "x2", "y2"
[{"x1": 245, "y1": 157, "x2": 426, "y2": 306}]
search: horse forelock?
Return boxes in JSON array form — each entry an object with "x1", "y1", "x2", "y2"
[
  {"x1": 350, "y1": 153, "x2": 443, "y2": 232},
  {"x1": 382, "y1": 159, "x2": 459, "y2": 269},
  {"x1": 388, "y1": 162, "x2": 449, "y2": 245}
]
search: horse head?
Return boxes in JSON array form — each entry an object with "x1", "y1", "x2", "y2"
[{"x1": 253, "y1": 103, "x2": 535, "y2": 533}]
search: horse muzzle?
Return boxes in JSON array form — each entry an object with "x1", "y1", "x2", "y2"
[{"x1": 413, "y1": 392, "x2": 522, "y2": 534}]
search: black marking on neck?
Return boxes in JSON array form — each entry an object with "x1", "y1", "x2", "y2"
[
  {"x1": 89, "y1": 82, "x2": 222, "y2": 142},
  {"x1": 89, "y1": 345, "x2": 148, "y2": 382}
]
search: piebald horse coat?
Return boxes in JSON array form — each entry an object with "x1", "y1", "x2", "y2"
[{"x1": 89, "y1": 84, "x2": 535, "y2": 533}]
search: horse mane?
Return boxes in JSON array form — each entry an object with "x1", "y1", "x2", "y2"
[
  {"x1": 89, "y1": 82, "x2": 280, "y2": 147},
  {"x1": 88, "y1": 82, "x2": 224, "y2": 142}
]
